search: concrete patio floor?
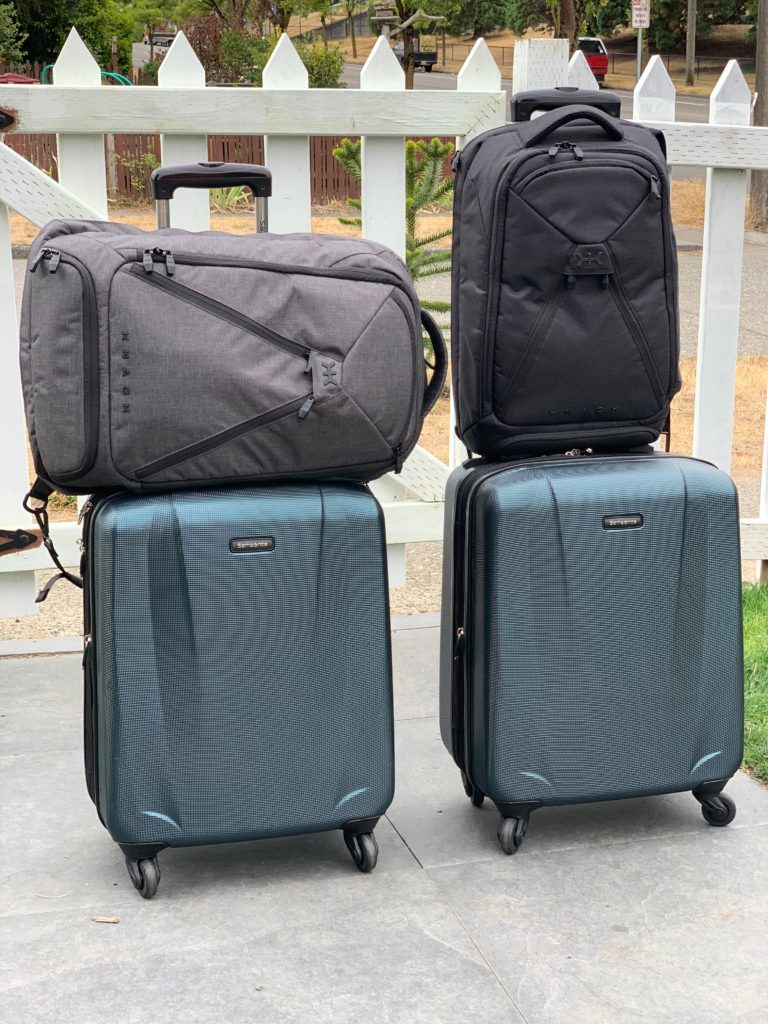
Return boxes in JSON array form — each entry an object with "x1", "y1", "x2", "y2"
[{"x1": 3, "y1": 614, "x2": 768, "y2": 1023}]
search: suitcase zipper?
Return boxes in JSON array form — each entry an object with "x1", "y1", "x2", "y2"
[
  {"x1": 128, "y1": 263, "x2": 312, "y2": 363},
  {"x1": 133, "y1": 395, "x2": 313, "y2": 480},
  {"x1": 28, "y1": 248, "x2": 100, "y2": 481}
]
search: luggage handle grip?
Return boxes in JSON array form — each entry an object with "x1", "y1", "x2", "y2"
[
  {"x1": 523, "y1": 106, "x2": 624, "y2": 147},
  {"x1": 420, "y1": 309, "x2": 448, "y2": 418},
  {"x1": 150, "y1": 163, "x2": 272, "y2": 201}
]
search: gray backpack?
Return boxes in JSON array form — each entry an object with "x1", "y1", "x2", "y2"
[
  {"x1": 452, "y1": 101, "x2": 679, "y2": 456},
  {"x1": 20, "y1": 220, "x2": 446, "y2": 495}
]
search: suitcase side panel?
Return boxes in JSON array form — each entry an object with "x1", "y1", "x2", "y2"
[
  {"x1": 466, "y1": 456, "x2": 743, "y2": 806},
  {"x1": 90, "y1": 484, "x2": 394, "y2": 847}
]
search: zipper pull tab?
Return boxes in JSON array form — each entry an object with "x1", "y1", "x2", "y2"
[
  {"x1": 297, "y1": 395, "x2": 315, "y2": 419},
  {"x1": 573, "y1": 146, "x2": 584, "y2": 161},
  {"x1": 30, "y1": 248, "x2": 49, "y2": 273},
  {"x1": 451, "y1": 149, "x2": 461, "y2": 172},
  {"x1": 453, "y1": 627, "x2": 465, "y2": 660},
  {"x1": 165, "y1": 251, "x2": 175, "y2": 276},
  {"x1": 548, "y1": 146, "x2": 559, "y2": 159},
  {"x1": 48, "y1": 251, "x2": 61, "y2": 273},
  {"x1": 649, "y1": 175, "x2": 661, "y2": 198},
  {"x1": 142, "y1": 249, "x2": 154, "y2": 273},
  {"x1": 393, "y1": 444, "x2": 404, "y2": 473},
  {"x1": 600, "y1": 274, "x2": 610, "y2": 290}
]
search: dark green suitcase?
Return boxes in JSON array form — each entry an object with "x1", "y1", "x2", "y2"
[
  {"x1": 440, "y1": 452, "x2": 744, "y2": 854},
  {"x1": 82, "y1": 483, "x2": 394, "y2": 898}
]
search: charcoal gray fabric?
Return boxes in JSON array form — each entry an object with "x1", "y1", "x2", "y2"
[
  {"x1": 20, "y1": 222, "x2": 442, "y2": 491},
  {"x1": 451, "y1": 105, "x2": 680, "y2": 456}
]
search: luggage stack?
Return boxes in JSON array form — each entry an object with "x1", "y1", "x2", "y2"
[
  {"x1": 19, "y1": 162, "x2": 447, "y2": 897},
  {"x1": 441, "y1": 88, "x2": 744, "y2": 853}
]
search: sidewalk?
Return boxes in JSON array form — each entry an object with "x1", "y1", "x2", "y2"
[{"x1": 3, "y1": 617, "x2": 768, "y2": 1023}]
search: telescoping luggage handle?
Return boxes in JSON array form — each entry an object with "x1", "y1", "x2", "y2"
[
  {"x1": 510, "y1": 87, "x2": 621, "y2": 122},
  {"x1": 150, "y1": 162, "x2": 272, "y2": 231},
  {"x1": 520, "y1": 105, "x2": 625, "y2": 148}
]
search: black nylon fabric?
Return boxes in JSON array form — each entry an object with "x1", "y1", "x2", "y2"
[{"x1": 451, "y1": 106, "x2": 681, "y2": 457}]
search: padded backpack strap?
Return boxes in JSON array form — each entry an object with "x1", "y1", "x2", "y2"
[
  {"x1": 22, "y1": 479, "x2": 83, "y2": 603},
  {"x1": 420, "y1": 309, "x2": 448, "y2": 418}
]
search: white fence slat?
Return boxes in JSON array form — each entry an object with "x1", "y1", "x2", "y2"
[
  {"x1": 360, "y1": 38, "x2": 406, "y2": 258},
  {"x1": 0, "y1": 85, "x2": 503, "y2": 140},
  {"x1": 52, "y1": 29, "x2": 107, "y2": 220},
  {"x1": 0, "y1": 201, "x2": 35, "y2": 615},
  {"x1": 157, "y1": 32, "x2": 209, "y2": 231},
  {"x1": 263, "y1": 35, "x2": 311, "y2": 234},
  {"x1": 567, "y1": 51, "x2": 599, "y2": 90},
  {"x1": 633, "y1": 55, "x2": 676, "y2": 121},
  {"x1": 692, "y1": 61, "x2": 752, "y2": 471},
  {"x1": 512, "y1": 39, "x2": 568, "y2": 94}
]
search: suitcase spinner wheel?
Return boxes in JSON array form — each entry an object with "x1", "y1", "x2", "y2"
[{"x1": 125, "y1": 856, "x2": 161, "y2": 900}]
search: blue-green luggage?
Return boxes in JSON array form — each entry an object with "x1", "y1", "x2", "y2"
[
  {"x1": 82, "y1": 483, "x2": 394, "y2": 897},
  {"x1": 440, "y1": 451, "x2": 744, "y2": 853}
]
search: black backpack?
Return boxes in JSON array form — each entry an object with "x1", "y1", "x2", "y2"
[{"x1": 451, "y1": 98, "x2": 680, "y2": 456}]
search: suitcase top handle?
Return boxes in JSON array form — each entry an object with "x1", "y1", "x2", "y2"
[
  {"x1": 510, "y1": 87, "x2": 621, "y2": 122},
  {"x1": 522, "y1": 105, "x2": 625, "y2": 148},
  {"x1": 151, "y1": 162, "x2": 272, "y2": 201}
]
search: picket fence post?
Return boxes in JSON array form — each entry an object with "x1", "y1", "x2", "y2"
[
  {"x1": 53, "y1": 29, "x2": 108, "y2": 219},
  {"x1": 692, "y1": 61, "x2": 751, "y2": 471},
  {"x1": 633, "y1": 55, "x2": 676, "y2": 121},
  {"x1": 360, "y1": 37, "x2": 406, "y2": 259},
  {"x1": 0, "y1": 200, "x2": 36, "y2": 616},
  {"x1": 158, "y1": 32, "x2": 210, "y2": 231},
  {"x1": 567, "y1": 50, "x2": 598, "y2": 90},
  {"x1": 263, "y1": 36, "x2": 312, "y2": 233}
]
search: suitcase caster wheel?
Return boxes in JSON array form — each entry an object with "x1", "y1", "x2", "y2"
[
  {"x1": 461, "y1": 771, "x2": 485, "y2": 808},
  {"x1": 125, "y1": 856, "x2": 161, "y2": 899},
  {"x1": 497, "y1": 815, "x2": 528, "y2": 855},
  {"x1": 344, "y1": 831, "x2": 378, "y2": 873},
  {"x1": 699, "y1": 794, "x2": 736, "y2": 827}
]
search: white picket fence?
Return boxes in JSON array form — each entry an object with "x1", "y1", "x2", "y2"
[{"x1": 0, "y1": 31, "x2": 767, "y2": 618}]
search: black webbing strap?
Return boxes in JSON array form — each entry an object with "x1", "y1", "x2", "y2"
[
  {"x1": 0, "y1": 529, "x2": 40, "y2": 555},
  {"x1": 660, "y1": 413, "x2": 671, "y2": 453},
  {"x1": 22, "y1": 480, "x2": 83, "y2": 603}
]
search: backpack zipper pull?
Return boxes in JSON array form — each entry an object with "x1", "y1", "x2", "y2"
[
  {"x1": 297, "y1": 395, "x2": 315, "y2": 419},
  {"x1": 548, "y1": 146, "x2": 559, "y2": 159},
  {"x1": 393, "y1": 444, "x2": 404, "y2": 473},
  {"x1": 573, "y1": 145, "x2": 584, "y2": 161},
  {"x1": 451, "y1": 149, "x2": 462, "y2": 171},
  {"x1": 48, "y1": 251, "x2": 61, "y2": 273},
  {"x1": 142, "y1": 249, "x2": 154, "y2": 273},
  {"x1": 164, "y1": 250, "x2": 175, "y2": 276},
  {"x1": 30, "y1": 247, "x2": 56, "y2": 273},
  {"x1": 649, "y1": 175, "x2": 661, "y2": 198}
]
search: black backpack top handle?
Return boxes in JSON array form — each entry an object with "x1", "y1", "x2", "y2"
[{"x1": 520, "y1": 105, "x2": 625, "y2": 148}]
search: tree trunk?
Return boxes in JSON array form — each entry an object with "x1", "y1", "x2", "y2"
[
  {"x1": 321, "y1": 15, "x2": 329, "y2": 49},
  {"x1": 685, "y1": 0, "x2": 697, "y2": 87},
  {"x1": 349, "y1": 12, "x2": 357, "y2": 58},
  {"x1": 561, "y1": 0, "x2": 577, "y2": 52},
  {"x1": 403, "y1": 29, "x2": 415, "y2": 89},
  {"x1": 752, "y1": 0, "x2": 768, "y2": 231}
]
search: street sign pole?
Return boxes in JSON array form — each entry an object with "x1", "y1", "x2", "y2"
[{"x1": 632, "y1": 0, "x2": 650, "y2": 81}]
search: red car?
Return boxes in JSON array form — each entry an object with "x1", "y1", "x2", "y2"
[{"x1": 578, "y1": 37, "x2": 609, "y2": 85}]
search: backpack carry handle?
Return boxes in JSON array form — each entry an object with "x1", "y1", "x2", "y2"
[
  {"x1": 420, "y1": 309, "x2": 448, "y2": 418},
  {"x1": 522, "y1": 105, "x2": 625, "y2": 147}
]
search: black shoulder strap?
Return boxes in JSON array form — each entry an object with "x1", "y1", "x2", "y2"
[{"x1": 23, "y1": 479, "x2": 83, "y2": 603}]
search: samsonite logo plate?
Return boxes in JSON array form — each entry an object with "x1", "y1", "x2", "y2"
[
  {"x1": 602, "y1": 514, "x2": 643, "y2": 530},
  {"x1": 229, "y1": 536, "x2": 275, "y2": 552}
]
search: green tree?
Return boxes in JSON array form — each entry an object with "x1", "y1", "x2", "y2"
[
  {"x1": 505, "y1": 0, "x2": 551, "y2": 35},
  {"x1": 132, "y1": 1, "x2": 177, "y2": 60},
  {"x1": 387, "y1": 1, "x2": 459, "y2": 88},
  {"x1": 585, "y1": 0, "x2": 628, "y2": 37},
  {"x1": 296, "y1": 39, "x2": 344, "y2": 83},
  {"x1": 649, "y1": 0, "x2": 750, "y2": 50},
  {"x1": 447, "y1": 0, "x2": 507, "y2": 37},
  {"x1": 333, "y1": 137, "x2": 454, "y2": 280},
  {"x1": 13, "y1": 0, "x2": 133, "y2": 70},
  {"x1": 0, "y1": 2, "x2": 27, "y2": 64}
]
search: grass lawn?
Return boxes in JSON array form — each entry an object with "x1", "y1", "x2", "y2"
[{"x1": 742, "y1": 586, "x2": 768, "y2": 784}]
